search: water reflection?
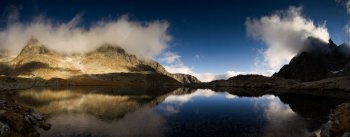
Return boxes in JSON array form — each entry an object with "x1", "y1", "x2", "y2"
[
  {"x1": 157, "y1": 90, "x2": 322, "y2": 137},
  {"x1": 42, "y1": 109, "x2": 165, "y2": 137},
  {"x1": 11, "y1": 87, "x2": 175, "y2": 137},
  {"x1": 256, "y1": 95, "x2": 312, "y2": 137},
  {"x1": 7, "y1": 88, "x2": 345, "y2": 137},
  {"x1": 14, "y1": 89, "x2": 155, "y2": 120}
]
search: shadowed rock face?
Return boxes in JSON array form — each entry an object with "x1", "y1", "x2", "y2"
[
  {"x1": 273, "y1": 37, "x2": 350, "y2": 82},
  {"x1": 274, "y1": 52, "x2": 330, "y2": 82},
  {"x1": 205, "y1": 74, "x2": 297, "y2": 89},
  {"x1": 0, "y1": 99, "x2": 51, "y2": 137}
]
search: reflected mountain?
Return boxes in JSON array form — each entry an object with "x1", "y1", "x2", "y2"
[
  {"x1": 278, "y1": 93, "x2": 347, "y2": 131},
  {"x1": 11, "y1": 87, "x2": 187, "y2": 120},
  {"x1": 5, "y1": 88, "x2": 347, "y2": 137}
]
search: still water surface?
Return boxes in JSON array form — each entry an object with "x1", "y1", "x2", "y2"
[{"x1": 6, "y1": 88, "x2": 346, "y2": 137}]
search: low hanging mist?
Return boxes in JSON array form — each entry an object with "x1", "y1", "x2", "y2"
[{"x1": 0, "y1": 12, "x2": 171, "y2": 59}]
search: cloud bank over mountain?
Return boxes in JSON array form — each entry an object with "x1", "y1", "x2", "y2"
[
  {"x1": 0, "y1": 11, "x2": 171, "y2": 59},
  {"x1": 246, "y1": 6, "x2": 330, "y2": 72}
]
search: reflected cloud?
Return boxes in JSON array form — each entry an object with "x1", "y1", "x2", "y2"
[
  {"x1": 11, "y1": 88, "x2": 171, "y2": 137},
  {"x1": 9, "y1": 88, "x2": 326, "y2": 137},
  {"x1": 253, "y1": 95, "x2": 319, "y2": 137},
  {"x1": 159, "y1": 89, "x2": 237, "y2": 115},
  {"x1": 163, "y1": 89, "x2": 237, "y2": 104},
  {"x1": 42, "y1": 108, "x2": 166, "y2": 137}
]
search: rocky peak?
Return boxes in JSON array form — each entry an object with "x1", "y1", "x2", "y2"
[
  {"x1": 27, "y1": 36, "x2": 40, "y2": 45},
  {"x1": 93, "y1": 44, "x2": 127, "y2": 55},
  {"x1": 19, "y1": 37, "x2": 51, "y2": 56},
  {"x1": 273, "y1": 52, "x2": 329, "y2": 82},
  {"x1": 274, "y1": 37, "x2": 350, "y2": 82},
  {"x1": 328, "y1": 39, "x2": 337, "y2": 48},
  {"x1": 301, "y1": 37, "x2": 331, "y2": 54}
]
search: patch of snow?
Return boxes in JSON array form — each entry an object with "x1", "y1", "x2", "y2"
[{"x1": 330, "y1": 69, "x2": 344, "y2": 74}]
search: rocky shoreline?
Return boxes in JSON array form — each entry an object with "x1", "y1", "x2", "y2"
[
  {"x1": 321, "y1": 103, "x2": 350, "y2": 137},
  {"x1": 0, "y1": 99, "x2": 50, "y2": 137},
  {"x1": 188, "y1": 75, "x2": 350, "y2": 98},
  {"x1": 0, "y1": 74, "x2": 349, "y2": 136}
]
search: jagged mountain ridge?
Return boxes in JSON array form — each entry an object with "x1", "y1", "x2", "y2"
[
  {"x1": 2, "y1": 37, "x2": 200, "y2": 84},
  {"x1": 273, "y1": 37, "x2": 350, "y2": 82}
]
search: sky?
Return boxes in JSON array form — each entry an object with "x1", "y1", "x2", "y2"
[{"x1": 0, "y1": 0, "x2": 350, "y2": 81}]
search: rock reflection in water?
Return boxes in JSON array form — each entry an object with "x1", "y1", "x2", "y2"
[
  {"x1": 157, "y1": 89, "x2": 324, "y2": 137},
  {"x1": 257, "y1": 95, "x2": 313, "y2": 137},
  {"x1": 10, "y1": 87, "x2": 179, "y2": 137},
  {"x1": 7, "y1": 88, "x2": 345, "y2": 137},
  {"x1": 42, "y1": 109, "x2": 165, "y2": 137},
  {"x1": 14, "y1": 89, "x2": 153, "y2": 119}
]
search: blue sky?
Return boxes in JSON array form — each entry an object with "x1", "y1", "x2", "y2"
[{"x1": 0, "y1": 0, "x2": 350, "y2": 81}]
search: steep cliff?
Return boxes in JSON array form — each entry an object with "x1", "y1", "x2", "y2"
[{"x1": 273, "y1": 38, "x2": 350, "y2": 82}]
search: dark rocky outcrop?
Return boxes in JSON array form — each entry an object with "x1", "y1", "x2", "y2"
[
  {"x1": 204, "y1": 74, "x2": 298, "y2": 89},
  {"x1": 88, "y1": 73, "x2": 182, "y2": 88},
  {"x1": 321, "y1": 103, "x2": 350, "y2": 137},
  {"x1": 273, "y1": 52, "x2": 330, "y2": 82},
  {"x1": 0, "y1": 99, "x2": 50, "y2": 137},
  {"x1": 274, "y1": 37, "x2": 350, "y2": 82}
]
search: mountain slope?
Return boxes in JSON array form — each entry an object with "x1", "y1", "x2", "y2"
[
  {"x1": 273, "y1": 37, "x2": 350, "y2": 82},
  {"x1": 0, "y1": 37, "x2": 200, "y2": 84}
]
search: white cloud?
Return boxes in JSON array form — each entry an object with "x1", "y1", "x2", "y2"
[
  {"x1": 157, "y1": 52, "x2": 181, "y2": 64},
  {"x1": 346, "y1": 0, "x2": 350, "y2": 14},
  {"x1": 246, "y1": 6, "x2": 330, "y2": 72},
  {"x1": 194, "y1": 54, "x2": 204, "y2": 59},
  {"x1": 346, "y1": 24, "x2": 350, "y2": 34},
  {"x1": 0, "y1": 12, "x2": 171, "y2": 59},
  {"x1": 336, "y1": 0, "x2": 350, "y2": 15},
  {"x1": 158, "y1": 52, "x2": 257, "y2": 82},
  {"x1": 337, "y1": 0, "x2": 350, "y2": 44},
  {"x1": 343, "y1": 24, "x2": 350, "y2": 45}
]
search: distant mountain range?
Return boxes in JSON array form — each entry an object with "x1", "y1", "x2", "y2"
[
  {"x1": 2, "y1": 36, "x2": 350, "y2": 91},
  {"x1": 0, "y1": 37, "x2": 200, "y2": 89}
]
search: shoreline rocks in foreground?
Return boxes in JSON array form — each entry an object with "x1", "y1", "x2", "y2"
[
  {"x1": 0, "y1": 99, "x2": 50, "y2": 137},
  {"x1": 321, "y1": 103, "x2": 350, "y2": 137}
]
